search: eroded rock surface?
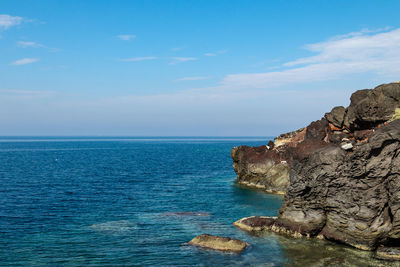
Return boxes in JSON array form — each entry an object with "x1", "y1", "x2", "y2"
[
  {"x1": 231, "y1": 146, "x2": 289, "y2": 194},
  {"x1": 375, "y1": 246, "x2": 400, "y2": 261},
  {"x1": 233, "y1": 82, "x2": 400, "y2": 255},
  {"x1": 189, "y1": 234, "x2": 248, "y2": 253},
  {"x1": 278, "y1": 120, "x2": 400, "y2": 250}
]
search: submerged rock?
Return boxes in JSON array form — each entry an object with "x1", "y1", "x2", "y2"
[
  {"x1": 162, "y1": 211, "x2": 211, "y2": 217},
  {"x1": 188, "y1": 234, "x2": 248, "y2": 253},
  {"x1": 90, "y1": 220, "x2": 138, "y2": 234}
]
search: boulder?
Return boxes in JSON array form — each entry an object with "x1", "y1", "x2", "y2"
[
  {"x1": 344, "y1": 83, "x2": 400, "y2": 130},
  {"x1": 188, "y1": 234, "x2": 248, "y2": 253},
  {"x1": 325, "y1": 106, "x2": 346, "y2": 128}
]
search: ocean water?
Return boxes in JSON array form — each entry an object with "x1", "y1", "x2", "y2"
[{"x1": 0, "y1": 137, "x2": 396, "y2": 266}]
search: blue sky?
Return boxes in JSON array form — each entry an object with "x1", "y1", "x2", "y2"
[{"x1": 1, "y1": 0, "x2": 400, "y2": 136}]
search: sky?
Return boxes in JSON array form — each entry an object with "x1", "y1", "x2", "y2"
[{"x1": 1, "y1": 0, "x2": 400, "y2": 136}]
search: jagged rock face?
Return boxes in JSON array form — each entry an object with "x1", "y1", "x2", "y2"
[
  {"x1": 231, "y1": 119, "x2": 330, "y2": 194},
  {"x1": 232, "y1": 82, "x2": 400, "y2": 196},
  {"x1": 231, "y1": 146, "x2": 289, "y2": 194},
  {"x1": 278, "y1": 119, "x2": 400, "y2": 250},
  {"x1": 232, "y1": 82, "x2": 400, "y2": 254}
]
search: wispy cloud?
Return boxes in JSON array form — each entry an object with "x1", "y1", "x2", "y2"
[
  {"x1": 17, "y1": 41, "x2": 43, "y2": 48},
  {"x1": 16, "y1": 41, "x2": 58, "y2": 51},
  {"x1": 0, "y1": 14, "x2": 23, "y2": 30},
  {"x1": 204, "y1": 50, "x2": 227, "y2": 57},
  {"x1": 0, "y1": 88, "x2": 54, "y2": 98},
  {"x1": 169, "y1": 57, "x2": 197, "y2": 65},
  {"x1": 117, "y1": 34, "x2": 136, "y2": 41},
  {"x1": 172, "y1": 46, "x2": 185, "y2": 51},
  {"x1": 220, "y1": 28, "x2": 400, "y2": 89},
  {"x1": 117, "y1": 56, "x2": 158, "y2": 62},
  {"x1": 175, "y1": 76, "x2": 209, "y2": 81},
  {"x1": 10, "y1": 58, "x2": 40, "y2": 66}
]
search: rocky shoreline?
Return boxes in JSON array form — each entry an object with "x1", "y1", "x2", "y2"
[{"x1": 232, "y1": 82, "x2": 400, "y2": 260}]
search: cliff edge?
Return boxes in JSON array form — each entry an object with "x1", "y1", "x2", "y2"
[{"x1": 232, "y1": 82, "x2": 400, "y2": 195}]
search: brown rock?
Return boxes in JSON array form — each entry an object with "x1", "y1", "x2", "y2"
[
  {"x1": 231, "y1": 145, "x2": 289, "y2": 194},
  {"x1": 189, "y1": 234, "x2": 248, "y2": 253},
  {"x1": 234, "y1": 216, "x2": 276, "y2": 232}
]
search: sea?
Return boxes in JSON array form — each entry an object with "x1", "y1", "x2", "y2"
[{"x1": 0, "y1": 137, "x2": 395, "y2": 266}]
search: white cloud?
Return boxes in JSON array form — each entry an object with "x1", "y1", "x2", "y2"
[
  {"x1": 117, "y1": 56, "x2": 158, "y2": 62},
  {"x1": 0, "y1": 14, "x2": 23, "y2": 30},
  {"x1": 3, "y1": 28, "x2": 400, "y2": 135},
  {"x1": 169, "y1": 57, "x2": 197, "y2": 65},
  {"x1": 175, "y1": 76, "x2": 209, "y2": 81},
  {"x1": 220, "y1": 28, "x2": 400, "y2": 89},
  {"x1": 0, "y1": 88, "x2": 54, "y2": 98},
  {"x1": 16, "y1": 41, "x2": 58, "y2": 51},
  {"x1": 204, "y1": 50, "x2": 227, "y2": 57},
  {"x1": 172, "y1": 46, "x2": 185, "y2": 51},
  {"x1": 117, "y1": 34, "x2": 136, "y2": 41},
  {"x1": 10, "y1": 58, "x2": 40, "y2": 66},
  {"x1": 17, "y1": 41, "x2": 43, "y2": 48}
]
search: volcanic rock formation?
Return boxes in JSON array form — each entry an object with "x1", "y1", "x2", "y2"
[{"x1": 233, "y1": 82, "x2": 400, "y2": 254}]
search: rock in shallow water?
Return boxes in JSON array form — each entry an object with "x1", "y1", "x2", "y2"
[
  {"x1": 234, "y1": 216, "x2": 277, "y2": 232},
  {"x1": 189, "y1": 234, "x2": 248, "y2": 253}
]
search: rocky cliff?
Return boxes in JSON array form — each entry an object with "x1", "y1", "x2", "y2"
[
  {"x1": 232, "y1": 82, "x2": 400, "y2": 194},
  {"x1": 233, "y1": 82, "x2": 400, "y2": 255}
]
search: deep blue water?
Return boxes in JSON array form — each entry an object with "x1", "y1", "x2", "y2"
[{"x1": 0, "y1": 137, "x2": 388, "y2": 266}]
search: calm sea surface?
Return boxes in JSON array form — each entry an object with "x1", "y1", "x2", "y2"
[{"x1": 0, "y1": 137, "x2": 394, "y2": 266}]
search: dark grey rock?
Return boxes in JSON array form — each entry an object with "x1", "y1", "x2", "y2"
[
  {"x1": 344, "y1": 83, "x2": 400, "y2": 130},
  {"x1": 278, "y1": 120, "x2": 400, "y2": 250},
  {"x1": 325, "y1": 106, "x2": 346, "y2": 128}
]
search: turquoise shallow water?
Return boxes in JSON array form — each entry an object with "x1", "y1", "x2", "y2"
[{"x1": 0, "y1": 137, "x2": 396, "y2": 266}]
